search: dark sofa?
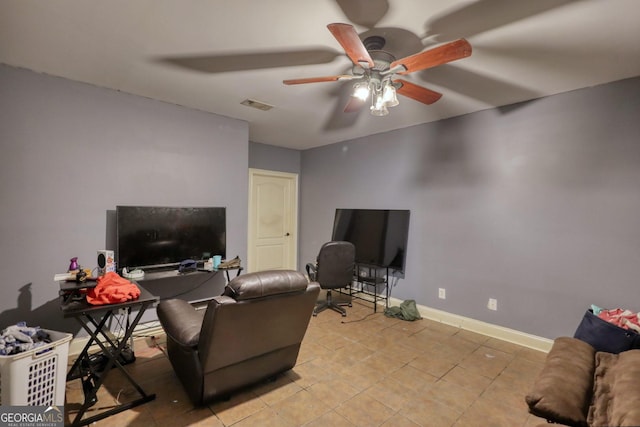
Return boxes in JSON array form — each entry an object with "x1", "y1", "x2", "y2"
[{"x1": 157, "y1": 269, "x2": 320, "y2": 405}]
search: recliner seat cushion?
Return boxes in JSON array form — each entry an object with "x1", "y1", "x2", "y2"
[{"x1": 526, "y1": 337, "x2": 595, "y2": 427}]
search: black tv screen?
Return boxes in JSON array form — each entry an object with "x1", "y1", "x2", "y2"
[
  {"x1": 331, "y1": 209, "x2": 410, "y2": 272},
  {"x1": 116, "y1": 206, "x2": 226, "y2": 269}
]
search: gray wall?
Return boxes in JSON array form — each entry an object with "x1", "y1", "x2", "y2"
[
  {"x1": 2, "y1": 62, "x2": 638, "y2": 341},
  {"x1": 0, "y1": 65, "x2": 249, "y2": 332},
  {"x1": 249, "y1": 141, "x2": 301, "y2": 174},
  {"x1": 300, "y1": 76, "x2": 640, "y2": 340}
]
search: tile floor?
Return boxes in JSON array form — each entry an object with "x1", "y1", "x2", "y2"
[{"x1": 64, "y1": 298, "x2": 550, "y2": 426}]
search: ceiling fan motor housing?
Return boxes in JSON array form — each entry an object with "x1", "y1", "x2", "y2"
[
  {"x1": 363, "y1": 35, "x2": 386, "y2": 51},
  {"x1": 362, "y1": 35, "x2": 396, "y2": 71},
  {"x1": 369, "y1": 50, "x2": 395, "y2": 71}
]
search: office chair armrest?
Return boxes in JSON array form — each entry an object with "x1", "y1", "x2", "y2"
[
  {"x1": 157, "y1": 298, "x2": 204, "y2": 348},
  {"x1": 305, "y1": 262, "x2": 317, "y2": 281}
]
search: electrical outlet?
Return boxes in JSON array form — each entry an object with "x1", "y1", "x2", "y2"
[
  {"x1": 438, "y1": 288, "x2": 446, "y2": 299},
  {"x1": 487, "y1": 298, "x2": 498, "y2": 311}
]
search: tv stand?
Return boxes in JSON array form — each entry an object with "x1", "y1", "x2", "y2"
[{"x1": 342, "y1": 264, "x2": 391, "y2": 312}]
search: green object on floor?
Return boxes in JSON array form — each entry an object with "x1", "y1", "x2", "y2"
[{"x1": 384, "y1": 299, "x2": 422, "y2": 321}]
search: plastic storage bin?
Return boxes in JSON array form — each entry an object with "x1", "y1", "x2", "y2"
[{"x1": 0, "y1": 329, "x2": 72, "y2": 406}]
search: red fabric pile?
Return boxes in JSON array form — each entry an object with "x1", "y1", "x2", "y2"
[
  {"x1": 86, "y1": 272, "x2": 141, "y2": 305},
  {"x1": 598, "y1": 308, "x2": 640, "y2": 333}
]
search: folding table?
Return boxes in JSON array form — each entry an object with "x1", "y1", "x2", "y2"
[{"x1": 60, "y1": 281, "x2": 159, "y2": 426}]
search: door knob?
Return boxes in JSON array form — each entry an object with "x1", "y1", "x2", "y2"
[{"x1": 285, "y1": 233, "x2": 290, "y2": 236}]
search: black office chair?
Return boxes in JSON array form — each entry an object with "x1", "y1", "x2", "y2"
[{"x1": 306, "y1": 241, "x2": 355, "y2": 317}]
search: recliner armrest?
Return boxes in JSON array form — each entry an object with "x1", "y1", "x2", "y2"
[{"x1": 157, "y1": 298, "x2": 205, "y2": 348}]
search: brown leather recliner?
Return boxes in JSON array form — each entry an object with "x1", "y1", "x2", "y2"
[{"x1": 157, "y1": 270, "x2": 320, "y2": 405}]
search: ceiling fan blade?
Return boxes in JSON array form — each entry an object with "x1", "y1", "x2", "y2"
[
  {"x1": 417, "y1": 64, "x2": 540, "y2": 108},
  {"x1": 159, "y1": 48, "x2": 339, "y2": 73},
  {"x1": 322, "y1": 81, "x2": 365, "y2": 131},
  {"x1": 391, "y1": 39, "x2": 472, "y2": 74},
  {"x1": 283, "y1": 75, "x2": 357, "y2": 85},
  {"x1": 327, "y1": 23, "x2": 375, "y2": 68},
  {"x1": 394, "y1": 79, "x2": 443, "y2": 105},
  {"x1": 335, "y1": 0, "x2": 389, "y2": 29},
  {"x1": 343, "y1": 96, "x2": 366, "y2": 113}
]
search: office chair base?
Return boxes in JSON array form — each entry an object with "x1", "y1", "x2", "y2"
[{"x1": 313, "y1": 290, "x2": 351, "y2": 317}]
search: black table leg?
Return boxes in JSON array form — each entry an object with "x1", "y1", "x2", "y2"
[{"x1": 67, "y1": 305, "x2": 156, "y2": 427}]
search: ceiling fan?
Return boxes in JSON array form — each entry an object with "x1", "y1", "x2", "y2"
[{"x1": 283, "y1": 23, "x2": 472, "y2": 116}]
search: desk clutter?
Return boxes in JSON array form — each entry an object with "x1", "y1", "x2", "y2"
[
  {"x1": 201, "y1": 255, "x2": 241, "y2": 271},
  {"x1": 86, "y1": 272, "x2": 140, "y2": 305},
  {"x1": 60, "y1": 272, "x2": 141, "y2": 306}
]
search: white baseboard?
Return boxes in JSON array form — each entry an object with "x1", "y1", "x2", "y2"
[{"x1": 386, "y1": 297, "x2": 553, "y2": 353}]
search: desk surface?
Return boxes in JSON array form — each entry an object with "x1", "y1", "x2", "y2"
[
  {"x1": 138, "y1": 266, "x2": 241, "y2": 280},
  {"x1": 60, "y1": 283, "x2": 158, "y2": 318}
]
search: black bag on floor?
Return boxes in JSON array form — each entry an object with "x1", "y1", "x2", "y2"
[{"x1": 573, "y1": 309, "x2": 640, "y2": 353}]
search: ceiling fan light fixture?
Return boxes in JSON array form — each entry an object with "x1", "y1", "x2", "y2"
[
  {"x1": 352, "y1": 82, "x2": 370, "y2": 101},
  {"x1": 382, "y1": 83, "x2": 399, "y2": 107},
  {"x1": 370, "y1": 94, "x2": 389, "y2": 116},
  {"x1": 370, "y1": 104, "x2": 389, "y2": 116}
]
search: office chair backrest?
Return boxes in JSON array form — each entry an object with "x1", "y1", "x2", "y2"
[{"x1": 315, "y1": 241, "x2": 355, "y2": 290}]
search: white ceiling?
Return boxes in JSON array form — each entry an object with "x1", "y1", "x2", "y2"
[{"x1": 2, "y1": 0, "x2": 639, "y2": 150}]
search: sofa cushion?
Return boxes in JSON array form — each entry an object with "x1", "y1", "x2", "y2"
[
  {"x1": 525, "y1": 337, "x2": 595, "y2": 427},
  {"x1": 588, "y1": 349, "x2": 640, "y2": 427},
  {"x1": 225, "y1": 270, "x2": 308, "y2": 301}
]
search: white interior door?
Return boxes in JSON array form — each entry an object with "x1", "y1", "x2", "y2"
[{"x1": 248, "y1": 169, "x2": 298, "y2": 272}]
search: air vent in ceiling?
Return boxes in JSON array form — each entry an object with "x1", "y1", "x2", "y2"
[{"x1": 241, "y1": 99, "x2": 274, "y2": 111}]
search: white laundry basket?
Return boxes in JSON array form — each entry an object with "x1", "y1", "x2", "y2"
[{"x1": 0, "y1": 329, "x2": 72, "y2": 406}]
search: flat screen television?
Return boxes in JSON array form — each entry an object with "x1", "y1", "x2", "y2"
[
  {"x1": 331, "y1": 209, "x2": 410, "y2": 273},
  {"x1": 116, "y1": 206, "x2": 226, "y2": 270}
]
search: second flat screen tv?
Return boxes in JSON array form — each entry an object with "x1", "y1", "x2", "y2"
[{"x1": 331, "y1": 209, "x2": 410, "y2": 273}]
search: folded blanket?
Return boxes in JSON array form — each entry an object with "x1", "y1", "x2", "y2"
[{"x1": 87, "y1": 272, "x2": 140, "y2": 305}]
